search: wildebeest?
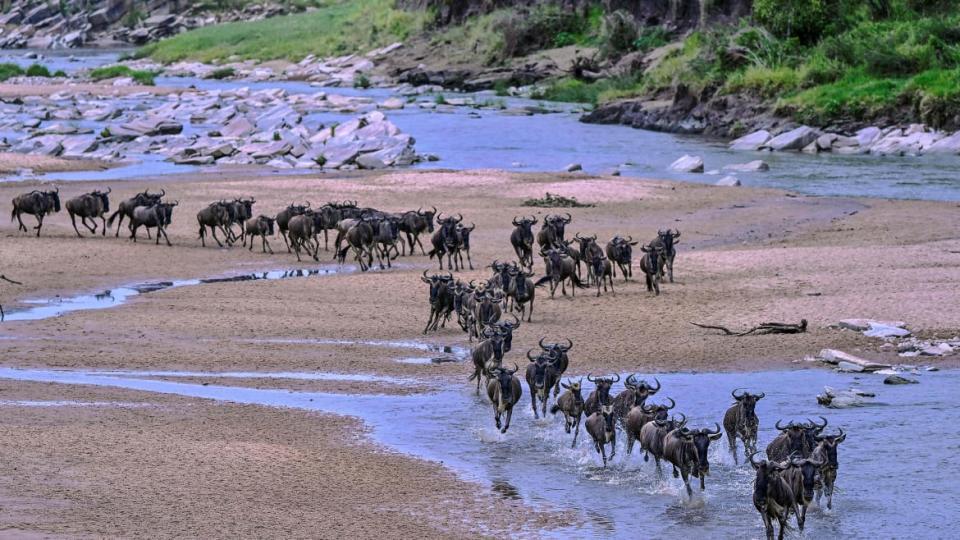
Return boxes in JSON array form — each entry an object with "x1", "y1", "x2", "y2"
[
  {"x1": 421, "y1": 270, "x2": 455, "y2": 334},
  {"x1": 510, "y1": 216, "x2": 537, "y2": 269},
  {"x1": 585, "y1": 404, "x2": 617, "y2": 467},
  {"x1": 766, "y1": 417, "x2": 828, "y2": 461},
  {"x1": 373, "y1": 216, "x2": 402, "y2": 268},
  {"x1": 588, "y1": 252, "x2": 615, "y2": 297},
  {"x1": 275, "y1": 202, "x2": 309, "y2": 252},
  {"x1": 624, "y1": 397, "x2": 675, "y2": 456},
  {"x1": 339, "y1": 217, "x2": 382, "y2": 271},
  {"x1": 399, "y1": 206, "x2": 436, "y2": 255},
  {"x1": 227, "y1": 197, "x2": 255, "y2": 244},
  {"x1": 428, "y1": 213, "x2": 463, "y2": 271},
  {"x1": 468, "y1": 327, "x2": 506, "y2": 394},
  {"x1": 65, "y1": 187, "x2": 111, "y2": 237},
  {"x1": 129, "y1": 201, "x2": 177, "y2": 246},
  {"x1": 244, "y1": 215, "x2": 275, "y2": 253},
  {"x1": 107, "y1": 188, "x2": 164, "y2": 238},
  {"x1": 197, "y1": 201, "x2": 232, "y2": 247},
  {"x1": 11, "y1": 188, "x2": 61, "y2": 236},
  {"x1": 538, "y1": 337, "x2": 572, "y2": 396},
  {"x1": 583, "y1": 373, "x2": 619, "y2": 416},
  {"x1": 662, "y1": 424, "x2": 723, "y2": 496},
  {"x1": 782, "y1": 455, "x2": 823, "y2": 531},
  {"x1": 525, "y1": 348, "x2": 560, "y2": 419},
  {"x1": 550, "y1": 378, "x2": 585, "y2": 447},
  {"x1": 605, "y1": 235, "x2": 638, "y2": 281},
  {"x1": 611, "y1": 375, "x2": 660, "y2": 427},
  {"x1": 750, "y1": 452, "x2": 799, "y2": 540},
  {"x1": 572, "y1": 233, "x2": 601, "y2": 282},
  {"x1": 534, "y1": 248, "x2": 587, "y2": 298},
  {"x1": 506, "y1": 264, "x2": 536, "y2": 322},
  {"x1": 537, "y1": 213, "x2": 571, "y2": 251},
  {"x1": 723, "y1": 389, "x2": 765, "y2": 464},
  {"x1": 813, "y1": 428, "x2": 846, "y2": 510},
  {"x1": 487, "y1": 364, "x2": 522, "y2": 434},
  {"x1": 652, "y1": 229, "x2": 681, "y2": 283},
  {"x1": 639, "y1": 243, "x2": 662, "y2": 295},
  {"x1": 287, "y1": 213, "x2": 319, "y2": 262},
  {"x1": 470, "y1": 288, "x2": 503, "y2": 341},
  {"x1": 455, "y1": 222, "x2": 476, "y2": 270},
  {"x1": 638, "y1": 413, "x2": 686, "y2": 471}
]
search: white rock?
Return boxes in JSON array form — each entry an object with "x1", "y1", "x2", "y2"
[
  {"x1": 729, "y1": 130, "x2": 771, "y2": 151},
  {"x1": 565, "y1": 163, "x2": 582, "y2": 172},
  {"x1": 818, "y1": 348, "x2": 890, "y2": 372},
  {"x1": 763, "y1": 126, "x2": 819, "y2": 151},
  {"x1": 669, "y1": 154, "x2": 704, "y2": 173},
  {"x1": 723, "y1": 160, "x2": 769, "y2": 172},
  {"x1": 715, "y1": 175, "x2": 740, "y2": 186},
  {"x1": 378, "y1": 97, "x2": 405, "y2": 110},
  {"x1": 856, "y1": 126, "x2": 882, "y2": 147},
  {"x1": 923, "y1": 131, "x2": 960, "y2": 154}
]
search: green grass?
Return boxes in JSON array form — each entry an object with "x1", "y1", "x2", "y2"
[
  {"x1": 89, "y1": 65, "x2": 157, "y2": 85},
  {"x1": 25, "y1": 64, "x2": 51, "y2": 77},
  {"x1": 207, "y1": 67, "x2": 236, "y2": 79},
  {"x1": 532, "y1": 75, "x2": 644, "y2": 105},
  {"x1": 138, "y1": 0, "x2": 428, "y2": 63},
  {"x1": 0, "y1": 63, "x2": 24, "y2": 81}
]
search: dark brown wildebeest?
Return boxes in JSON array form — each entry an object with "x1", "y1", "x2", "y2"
[
  {"x1": 487, "y1": 364, "x2": 522, "y2": 434},
  {"x1": 244, "y1": 215, "x2": 275, "y2": 253},
  {"x1": 287, "y1": 213, "x2": 319, "y2": 262},
  {"x1": 129, "y1": 201, "x2": 177, "y2": 246},
  {"x1": 506, "y1": 264, "x2": 536, "y2": 322},
  {"x1": 662, "y1": 424, "x2": 724, "y2": 497},
  {"x1": 227, "y1": 197, "x2": 255, "y2": 245},
  {"x1": 638, "y1": 413, "x2": 686, "y2": 471},
  {"x1": 605, "y1": 235, "x2": 638, "y2": 282},
  {"x1": 585, "y1": 404, "x2": 617, "y2": 467},
  {"x1": 428, "y1": 213, "x2": 462, "y2": 271},
  {"x1": 813, "y1": 428, "x2": 846, "y2": 510},
  {"x1": 550, "y1": 378, "x2": 585, "y2": 448},
  {"x1": 652, "y1": 229, "x2": 681, "y2": 283},
  {"x1": 399, "y1": 206, "x2": 436, "y2": 255},
  {"x1": 611, "y1": 375, "x2": 660, "y2": 427},
  {"x1": 572, "y1": 233, "x2": 601, "y2": 283},
  {"x1": 421, "y1": 270, "x2": 455, "y2": 335},
  {"x1": 536, "y1": 213, "x2": 571, "y2": 251},
  {"x1": 11, "y1": 188, "x2": 61, "y2": 237},
  {"x1": 583, "y1": 373, "x2": 619, "y2": 416},
  {"x1": 107, "y1": 188, "x2": 163, "y2": 238},
  {"x1": 65, "y1": 187, "x2": 111, "y2": 237},
  {"x1": 197, "y1": 201, "x2": 232, "y2": 248},
  {"x1": 468, "y1": 326, "x2": 506, "y2": 394},
  {"x1": 524, "y1": 348, "x2": 560, "y2": 419},
  {"x1": 750, "y1": 452, "x2": 799, "y2": 540},
  {"x1": 275, "y1": 202, "x2": 309, "y2": 252},
  {"x1": 588, "y1": 252, "x2": 615, "y2": 297},
  {"x1": 766, "y1": 417, "x2": 828, "y2": 461},
  {"x1": 639, "y1": 243, "x2": 663, "y2": 295},
  {"x1": 782, "y1": 455, "x2": 824, "y2": 531},
  {"x1": 624, "y1": 397, "x2": 675, "y2": 457},
  {"x1": 723, "y1": 389, "x2": 765, "y2": 464},
  {"x1": 510, "y1": 216, "x2": 537, "y2": 270},
  {"x1": 534, "y1": 248, "x2": 587, "y2": 298},
  {"x1": 373, "y1": 216, "x2": 402, "y2": 268},
  {"x1": 455, "y1": 222, "x2": 476, "y2": 270},
  {"x1": 538, "y1": 337, "x2": 572, "y2": 396}
]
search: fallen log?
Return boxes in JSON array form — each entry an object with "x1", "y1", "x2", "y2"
[
  {"x1": 1, "y1": 274, "x2": 23, "y2": 322},
  {"x1": 691, "y1": 319, "x2": 808, "y2": 336}
]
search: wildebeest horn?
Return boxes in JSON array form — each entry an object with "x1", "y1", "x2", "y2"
[
  {"x1": 512, "y1": 216, "x2": 521, "y2": 226},
  {"x1": 105, "y1": 186, "x2": 111, "y2": 194},
  {"x1": 509, "y1": 314, "x2": 520, "y2": 327},
  {"x1": 625, "y1": 235, "x2": 633, "y2": 243},
  {"x1": 159, "y1": 188, "x2": 165, "y2": 197},
  {"x1": 664, "y1": 397, "x2": 675, "y2": 410},
  {"x1": 756, "y1": 392, "x2": 765, "y2": 399},
  {"x1": 171, "y1": 200, "x2": 179, "y2": 206},
  {"x1": 749, "y1": 451, "x2": 762, "y2": 469},
  {"x1": 776, "y1": 419, "x2": 789, "y2": 431},
  {"x1": 586, "y1": 373, "x2": 596, "y2": 382},
  {"x1": 674, "y1": 413, "x2": 686, "y2": 427},
  {"x1": 835, "y1": 427, "x2": 846, "y2": 442},
  {"x1": 538, "y1": 337, "x2": 549, "y2": 349},
  {"x1": 646, "y1": 377, "x2": 660, "y2": 392},
  {"x1": 641, "y1": 402, "x2": 654, "y2": 413},
  {"x1": 430, "y1": 205, "x2": 437, "y2": 214},
  {"x1": 574, "y1": 232, "x2": 583, "y2": 240},
  {"x1": 589, "y1": 234, "x2": 597, "y2": 241},
  {"x1": 706, "y1": 422, "x2": 722, "y2": 436},
  {"x1": 421, "y1": 270, "x2": 430, "y2": 283},
  {"x1": 812, "y1": 416, "x2": 828, "y2": 430},
  {"x1": 625, "y1": 373, "x2": 637, "y2": 388},
  {"x1": 732, "y1": 388, "x2": 746, "y2": 400},
  {"x1": 673, "y1": 230, "x2": 681, "y2": 238},
  {"x1": 530, "y1": 216, "x2": 538, "y2": 224},
  {"x1": 508, "y1": 363, "x2": 518, "y2": 375},
  {"x1": 610, "y1": 373, "x2": 620, "y2": 383},
  {"x1": 527, "y1": 348, "x2": 538, "y2": 361},
  {"x1": 560, "y1": 338, "x2": 572, "y2": 351},
  {"x1": 455, "y1": 213, "x2": 463, "y2": 223},
  {"x1": 435, "y1": 212, "x2": 444, "y2": 222},
  {"x1": 563, "y1": 212, "x2": 571, "y2": 222}
]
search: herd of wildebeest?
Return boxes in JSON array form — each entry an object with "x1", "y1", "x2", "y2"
[{"x1": 10, "y1": 186, "x2": 844, "y2": 539}]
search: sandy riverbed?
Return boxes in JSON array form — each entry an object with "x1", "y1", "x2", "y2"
[
  {"x1": 1, "y1": 168, "x2": 958, "y2": 536},
  {"x1": 0, "y1": 152, "x2": 112, "y2": 175}
]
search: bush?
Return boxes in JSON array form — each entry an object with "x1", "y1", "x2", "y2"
[
  {"x1": 89, "y1": 65, "x2": 156, "y2": 85},
  {"x1": 598, "y1": 10, "x2": 637, "y2": 59},
  {"x1": 353, "y1": 72, "x2": 370, "y2": 89},
  {"x1": 53, "y1": 69, "x2": 68, "y2": 78},
  {"x1": 634, "y1": 26, "x2": 671, "y2": 53},
  {"x1": 207, "y1": 67, "x2": 235, "y2": 79},
  {"x1": 497, "y1": 5, "x2": 587, "y2": 59},
  {"x1": 753, "y1": 0, "x2": 840, "y2": 43},
  {"x1": 0, "y1": 63, "x2": 24, "y2": 81},
  {"x1": 25, "y1": 63, "x2": 51, "y2": 77}
]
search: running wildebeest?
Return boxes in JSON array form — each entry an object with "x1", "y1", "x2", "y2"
[
  {"x1": 624, "y1": 397, "x2": 675, "y2": 457},
  {"x1": 107, "y1": 188, "x2": 164, "y2": 238},
  {"x1": 455, "y1": 222, "x2": 476, "y2": 270},
  {"x1": 588, "y1": 252, "x2": 615, "y2": 297},
  {"x1": 275, "y1": 202, "x2": 309, "y2": 252},
  {"x1": 510, "y1": 216, "x2": 537, "y2": 270},
  {"x1": 287, "y1": 213, "x2": 319, "y2": 262},
  {"x1": 586, "y1": 404, "x2": 617, "y2": 467},
  {"x1": 813, "y1": 428, "x2": 846, "y2": 510},
  {"x1": 652, "y1": 229, "x2": 681, "y2": 283},
  {"x1": 639, "y1": 243, "x2": 662, "y2": 295},
  {"x1": 428, "y1": 213, "x2": 463, "y2": 271},
  {"x1": 11, "y1": 188, "x2": 61, "y2": 236},
  {"x1": 506, "y1": 264, "x2": 536, "y2": 322},
  {"x1": 228, "y1": 197, "x2": 255, "y2": 244},
  {"x1": 244, "y1": 215, "x2": 276, "y2": 254},
  {"x1": 550, "y1": 378, "x2": 585, "y2": 448},
  {"x1": 639, "y1": 413, "x2": 686, "y2": 471},
  {"x1": 583, "y1": 373, "x2": 619, "y2": 416},
  {"x1": 535, "y1": 248, "x2": 587, "y2": 298},
  {"x1": 605, "y1": 235, "x2": 638, "y2": 281},
  {"x1": 524, "y1": 348, "x2": 560, "y2": 419},
  {"x1": 767, "y1": 417, "x2": 828, "y2": 461},
  {"x1": 129, "y1": 201, "x2": 177, "y2": 246},
  {"x1": 468, "y1": 327, "x2": 506, "y2": 394},
  {"x1": 750, "y1": 452, "x2": 799, "y2": 540},
  {"x1": 487, "y1": 364, "x2": 522, "y2": 434},
  {"x1": 65, "y1": 187, "x2": 111, "y2": 237},
  {"x1": 421, "y1": 270, "x2": 455, "y2": 334},
  {"x1": 782, "y1": 454, "x2": 824, "y2": 531},
  {"x1": 611, "y1": 375, "x2": 660, "y2": 427},
  {"x1": 538, "y1": 337, "x2": 572, "y2": 397},
  {"x1": 197, "y1": 201, "x2": 232, "y2": 248},
  {"x1": 537, "y1": 213, "x2": 571, "y2": 251},
  {"x1": 399, "y1": 206, "x2": 436, "y2": 255},
  {"x1": 723, "y1": 389, "x2": 765, "y2": 464},
  {"x1": 662, "y1": 424, "x2": 723, "y2": 497},
  {"x1": 572, "y1": 233, "x2": 602, "y2": 282}
]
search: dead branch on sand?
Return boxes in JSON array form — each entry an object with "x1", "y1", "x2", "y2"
[
  {"x1": 691, "y1": 319, "x2": 808, "y2": 336},
  {"x1": 1, "y1": 274, "x2": 23, "y2": 322}
]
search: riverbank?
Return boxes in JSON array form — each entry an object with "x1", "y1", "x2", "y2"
[{"x1": 0, "y1": 152, "x2": 112, "y2": 175}]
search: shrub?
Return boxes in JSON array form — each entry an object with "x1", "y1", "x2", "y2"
[
  {"x1": 493, "y1": 79, "x2": 510, "y2": 96},
  {"x1": 753, "y1": 0, "x2": 840, "y2": 43},
  {"x1": 634, "y1": 26, "x2": 670, "y2": 54},
  {"x1": 53, "y1": 69, "x2": 68, "y2": 78},
  {"x1": 89, "y1": 65, "x2": 156, "y2": 85},
  {"x1": 208, "y1": 67, "x2": 235, "y2": 79},
  {"x1": 0, "y1": 63, "x2": 24, "y2": 81},
  {"x1": 25, "y1": 63, "x2": 51, "y2": 77},
  {"x1": 353, "y1": 72, "x2": 371, "y2": 89},
  {"x1": 496, "y1": 5, "x2": 586, "y2": 59},
  {"x1": 598, "y1": 10, "x2": 638, "y2": 59}
]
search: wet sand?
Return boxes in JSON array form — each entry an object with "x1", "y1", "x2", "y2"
[
  {"x1": 0, "y1": 82, "x2": 180, "y2": 98},
  {"x1": 0, "y1": 152, "x2": 112, "y2": 175},
  {"x1": 2, "y1": 168, "x2": 959, "y2": 536}
]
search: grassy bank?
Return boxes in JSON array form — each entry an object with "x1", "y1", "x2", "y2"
[{"x1": 138, "y1": 0, "x2": 428, "y2": 63}]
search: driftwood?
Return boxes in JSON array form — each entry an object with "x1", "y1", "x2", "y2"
[
  {"x1": 691, "y1": 319, "x2": 808, "y2": 337},
  {"x1": 1, "y1": 274, "x2": 23, "y2": 322}
]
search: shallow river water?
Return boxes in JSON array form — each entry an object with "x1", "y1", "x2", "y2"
[{"x1": 0, "y1": 365, "x2": 955, "y2": 538}]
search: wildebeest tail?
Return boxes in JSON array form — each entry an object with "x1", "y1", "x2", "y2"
[
  {"x1": 9, "y1": 203, "x2": 15, "y2": 222},
  {"x1": 427, "y1": 248, "x2": 438, "y2": 259},
  {"x1": 534, "y1": 275, "x2": 552, "y2": 288},
  {"x1": 550, "y1": 403, "x2": 561, "y2": 415},
  {"x1": 106, "y1": 209, "x2": 120, "y2": 227},
  {"x1": 571, "y1": 274, "x2": 588, "y2": 289}
]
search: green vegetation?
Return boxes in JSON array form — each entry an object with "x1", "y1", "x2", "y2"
[
  {"x1": 522, "y1": 192, "x2": 595, "y2": 208},
  {"x1": 353, "y1": 72, "x2": 371, "y2": 89},
  {"x1": 25, "y1": 64, "x2": 51, "y2": 77},
  {"x1": 207, "y1": 67, "x2": 236, "y2": 79},
  {"x1": 0, "y1": 63, "x2": 24, "y2": 81},
  {"x1": 89, "y1": 65, "x2": 157, "y2": 85},
  {"x1": 53, "y1": 69, "x2": 68, "y2": 78},
  {"x1": 138, "y1": 0, "x2": 429, "y2": 63},
  {"x1": 530, "y1": 75, "x2": 642, "y2": 105}
]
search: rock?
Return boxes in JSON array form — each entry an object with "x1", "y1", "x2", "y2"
[
  {"x1": 59, "y1": 135, "x2": 99, "y2": 158},
  {"x1": 356, "y1": 153, "x2": 388, "y2": 169},
  {"x1": 723, "y1": 160, "x2": 769, "y2": 172},
  {"x1": 378, "y1": 97, "x2": 405, "y2": 110},
  {"x1": 763, "y1": 126, "x2": 819, "y2": 151},
  {"x1": 117, "y1": 116, "x2": 183, "y2": 137},
  {"x1": 836, "y1": 361, "x2": 865, "y2": 373},
  {"x1": 801, "y1": 141, "x2": 819, "y2": 154},
  {"x1": 564, "y1": 163, "x2": 582, "y2": 172},
  {"x1": 856, "y1": 126, "x2": 882, "y2": 148},
  {"x1": 240, "y1": 140, "x2": 293, "y2": 159},
  {"x1": 669, "y1": 154, "x2": 704, "y2": 173},
  {"x1": 838, "y1": 319, "x2": 907, "y2": 332},
  {"x1": 221, "y1": 116, "x2": 255, "y2": 138},
  {"x1": 817, "y1": 349, "x2": 890, "y2": 372},
  {"x1": 884, "y1": 375, "x2": 919, "y2": 385},
  {"x1": 173, "y1": 155, "x2": 216, "y2": 166},
  {"x1": 924, "y1": 131, "x2": 960, "y2": 154},
  {"x1": 815, "y1": 133, "x2": 838, "y2": 151},
  {"x1": 25, "y1": 35, "x2": 54, "y2": 49},
  {"x1": 729, "y1": 130, "x2": 771, "y2": 151},
  {"x1": 863, "y1": 323, "x2": 912, "y2": 338},
  {"x1": 715, "y1": 175, "x2": 740, "y2": 186},
  {"x1": 817, "y1": 386, "x2": 876, "y2": 408},
  {"x1": 23, "y1": 4, "x2": 54, "y2": 25},
  {"x1": 321, "y1": 144, "x2": 361, "y2": 168}
]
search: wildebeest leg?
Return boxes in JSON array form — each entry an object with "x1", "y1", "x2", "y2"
[
  {"x1": 83, "y1": 216, "x2": 97, "y2": 234},
  {"x1": 34, "y1": 214, "x2": 44, "y2": 237},
  {"x1": 130, "y1": 223, "x2": 138, "y2": 242},
  {"x1": 572, "y1": 416, "x2": 580, "y2": 447},
  {"x1": 761, "y1": 513, "x2": 774, "y2": 540},
  {"x1": 530, "y1": 390, "x2": 539, "y2": 419},
  {"x1": 292, "y1": 239, "x2": 303, "y2": 262},
  {"x1": 114, "y1": 214, "x2": 125, "y2": 237},
  {"x1": 626, "y1": 433, "x2": 635, "y2": 456},
  {"x1": 415, "y1": 234, "x2": 427, "y2": 255},
  {"x1": 212, "y1": 226, "x2": 225, "y2": 248},
  {"x1": 668, "y1": 257, "x2": 675, "y2": 283},
  {"x1": 527, "y1": 296, "x2": 534, "y2": 322},
  {"x1": 69, "y1": 212, "x2": 83, "y2": 237},
  {"x1": 282, "y1": 231, "x2": 292, "y2": 253},
  {"x1": 15, "y1": 210, "x2": 27, "y2": 232},
  {"x1": 684, "y1": 472, "x2": 693, "y2": 497},
  {"x1": 100, "y1": 215, "x2": 107, "y2": 236},
  {"x1": 494, "y1": 409, "x2": 501, "y2": 430},
  {"x1": 501, "y1": 407, "x2": 513, "y2": 434},
  {"x1": 608, "y1": 437, "x2": 615, "y2": 460},
  {"x1": 776, "y1": 511, "x2": 789, "y2": 540}
]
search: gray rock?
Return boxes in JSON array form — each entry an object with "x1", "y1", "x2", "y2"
[
  {"x1": 884, "y1": 375, "x2": 919, "y2": 385},
  {"x1": 729, "y1": 130, "x2": 771, "y2": 151},
  {"x1": 117, "y1": 117, "x2": 183, "y2": 137},
  {"x1": 723, "y1": 160, "x2": 769, "y2": 172},
  {"x1": 923, "y1": 131, "x2": 960, "y2": 154},
  {"x1": 669, "y1": 154, "x2": 704, "y2": 173},
  {"x1": 221, "y1": 116, "x2": 255, "y2": 138},
  {"x1": 321, "y1": 144, "x2": 361, "y2": 168},
  {"x1": 565, "y1": 163, "x2": 582, "y2": 172},
  {"x1": 763, "y1": 126, "x2": 819, "y2": 151},
  {"x1": 173, "y1": 155, "x2": 216, "y2": 166},
  {"x1": 715, "y1": 175, "x2": 740, "y2": 186},
  {"x1": 378, "y1": 97, "x2": 405, "y2": 110},
  {"x1": 356, "y1": 153, "x2": 388, "y2": 169},
  {"x1": 856, "y1": 126, "x2": 882, "y2": 147},
  {"x1": 59, "y1": 135, "x2": 99, "y2": 158},
  {"x1": 818, "y1": 348, "x2": 890, "y2": 372}
]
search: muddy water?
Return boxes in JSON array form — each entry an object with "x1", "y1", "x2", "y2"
[{"x1": 0, "y1": 366, "x2": 955, "y2": 538}]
